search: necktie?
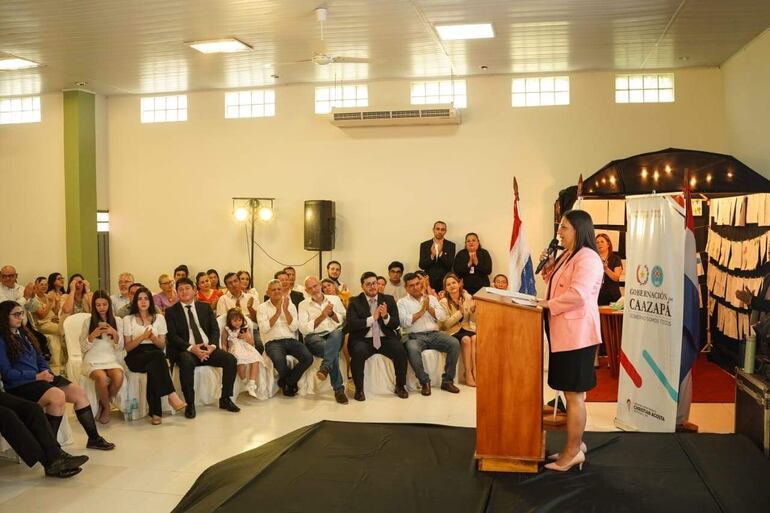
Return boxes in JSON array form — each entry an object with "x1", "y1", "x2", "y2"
[
  {"x1": 186, "y1": 305, "x2": 205, "y2": 345},
  {"x1": 369, "y1": 297, "x2": 382, "y2": 349}
]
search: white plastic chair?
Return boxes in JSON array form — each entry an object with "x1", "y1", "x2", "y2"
[
  {"x1": 363, "y1": 349, "x2": 463, "y2": 395},
  {"x1": 287, "y1": 354, "x2": 347, "y2": 396},
  {"x1": 216, "y1": 315, "x2": 276, "y2": 402}
]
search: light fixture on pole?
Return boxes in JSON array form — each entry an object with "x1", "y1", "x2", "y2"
[{"x1": 232, "y1": 197, "x2": 275, "y2": 284}]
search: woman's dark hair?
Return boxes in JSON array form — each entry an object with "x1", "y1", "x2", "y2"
[
  {"x1": 65, "y1": 273, "x2": 84, "y2": 294},
  {"x1": 563, "y1": 210, "x2": 598, "y2": 256},
  {"x1": 237, "y1": 270, "x2": 252, "y2": 288},
  {"x1": 196, "y1": 272, "x2": 209, "y2": 287},
  {"x1": 89, "y1": 291, "x2": 117, "y2": 335},
  {"x1": 207, "y1": 269, "x2": 221, "y2": 288},
  {"x1": 464, "y1": 232, "x2": 482, "y2": 250},
  {"x1": 442, "y1": 272, "x2": 465, "y2": 310},
  {"x1": 226, "y1": 308, "x2": 247, "y2": 330},
  {"x1": 46, "y1": 273, "x2": 63, "y2": 293},
  {"x1": 595, "y1": 233, "x2": 614, "y2": 253},
  {"x1": 0, "y1": 300, "x2": 41, "y2": 362},
  {"x1": 129, "y1": 287, "x2": 157, "y2": 318},
  {"x1": 174, "y1": 264, "x2": 189, "y2": 277}
]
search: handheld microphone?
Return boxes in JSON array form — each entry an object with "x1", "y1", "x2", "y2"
[{"x1": 535, "y1": 238, "x2": 560, "y2": 275}]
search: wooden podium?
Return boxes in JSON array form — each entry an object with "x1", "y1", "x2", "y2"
[{"x1": 473, "y1": 289, "x2": 544, "y2": 473}]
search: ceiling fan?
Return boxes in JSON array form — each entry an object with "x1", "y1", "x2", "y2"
[{"x1": 267, "y1": 7, "x2": 371, "y2": 68}]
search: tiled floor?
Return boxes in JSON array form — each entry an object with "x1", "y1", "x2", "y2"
[{"x1": 0, "y1": 376, "x2": 734, "y2": 513}]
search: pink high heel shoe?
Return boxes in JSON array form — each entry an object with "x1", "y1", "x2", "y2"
[
  {"x1": 547, "y1": 442, "x2": 587, "y2": 461},
  {"x1": 544, "y1": 450, "x2": 585, "y2": 472}
]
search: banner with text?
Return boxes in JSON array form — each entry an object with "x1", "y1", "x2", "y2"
[{"x1": 615, "y1": 196, "x2": 684, "y2": 432}]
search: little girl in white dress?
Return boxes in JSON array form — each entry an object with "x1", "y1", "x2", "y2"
[{"x1": 220, "y1": 308, "x2": 262, "y2": 398}]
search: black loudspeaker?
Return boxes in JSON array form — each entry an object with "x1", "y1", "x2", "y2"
[{"x1": 304, "y1": 200, "x2": 335, "y2": 251}]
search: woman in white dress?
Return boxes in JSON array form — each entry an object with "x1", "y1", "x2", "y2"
[
  {"x1": 220, "y1": 308, "x2": 262, "y2": 398},
  {"x1": 80, "y1": 291, "x2": 124, "y2": 424}
]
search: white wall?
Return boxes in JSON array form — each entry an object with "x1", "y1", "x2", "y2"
[
  {"x1": 106, "y1": 68, "x2": 728, "y2": 295},
  {"x1": 723, "y1": 29, "x2": 770, "y2": 176},
  {"x1": 0, "y1": 93, "x2": 66, "y2": 283}
]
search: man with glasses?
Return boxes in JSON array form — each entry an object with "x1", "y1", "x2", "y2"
[
  {"x1": 384, "y1": 261, "x2": 407, "y2": 301},
  {"x1": 0, "y1": 265, "x2": 30, "y2": 308},
  {"x1": 345, "y1": 272, "x2": 408, "y2": 401}
]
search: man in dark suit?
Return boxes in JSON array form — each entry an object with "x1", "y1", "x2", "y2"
[
  {"x1": 419, "y1": 220, "x2": 456, "y2": 293},
  {"x1": 345, "y1": 271, "x2": 409, "y2": 401},
  {"x1": 165, "y1": 277, "x2": 240, "y2": 418}
]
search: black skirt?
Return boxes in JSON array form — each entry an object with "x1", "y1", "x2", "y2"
[
  {"x1": 544, "y1": 313, "x2": 597, "y2": 392},
  {"x1": 451, "y1": 328, "x2": 476, "y2": 342},
  {"x1": 7, "y1": 375, "x2": 72, "y2": 403}
]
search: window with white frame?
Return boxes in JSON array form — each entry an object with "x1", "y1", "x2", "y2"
[
  {"x1": 511, "y1": 76, "x2": 569, "y2": 107},
  {"x1": 140, "y1": 95, "x2": 187, "y2": 123},
  {"x1": 0, "y1": 95, "x2": 41, "y2": 124},
  {"x1": 410, "y1": 80, "x2": 467, "y2": 108},
  {"x1": 225, "y1": 89, "x2": 276, "y2": 118},
  {"x1": 314, "y1": 85, "x2": 368, "y2": 114},
  {"x1": 615, "y1": 74, "x2": 674, "y2": 103}
]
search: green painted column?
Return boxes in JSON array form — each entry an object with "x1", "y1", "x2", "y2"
[{"x1": 63, "y1": 90, "x2": 97, "y2": 281}]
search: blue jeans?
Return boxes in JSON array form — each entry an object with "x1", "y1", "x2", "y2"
[
  {"x1": 304, "y1": 329, "x2": 344, "y2": 392},
  {"x1": 265, "y1": 338, "x2": 313, "y2": 388},
  {"x1": 404, "y1": 331, "x2": 460, "y2": 385}
]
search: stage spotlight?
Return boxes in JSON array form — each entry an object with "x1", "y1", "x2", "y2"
[
  {"x1": 258, "y1": 206, "x2": 274, "y2": 221},
  {"x1": 234, "y1": 206, "x2": 249, "y2": 221}
]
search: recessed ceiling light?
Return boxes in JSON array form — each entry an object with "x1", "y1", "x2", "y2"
[
  {"x1": 188, "y1": 38, "x2": 252, "y2": 54},
  {"x1": 0, "y1": 57, "x2": 39, "y2": 70},
  {"x1": 435, "y1": 23, "x2": 494, "y2": 41}
]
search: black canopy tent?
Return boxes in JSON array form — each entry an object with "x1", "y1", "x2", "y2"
[{"x1": 555, "y1": 148, "x2": 770, "y2": 369}]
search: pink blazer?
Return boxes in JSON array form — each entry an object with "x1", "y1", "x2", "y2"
[{"x1": 544, "y1": 247, "x2": 603, "y2": 353}]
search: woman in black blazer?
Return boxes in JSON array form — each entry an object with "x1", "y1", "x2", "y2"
[{"x1": 453, "y1": 233, "x2": 492, "y2": 295}]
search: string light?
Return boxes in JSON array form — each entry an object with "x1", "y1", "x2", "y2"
[
  {"x1": 641, "y1": 167, "x2": 648, "y2": 178},
  {"x1": 653, "y1": 170, "x2": 660, "y2": 181},
  {"x1": 609, "y1": 176, "x2": 616, "y2": 185},
  {"x1": 665, "y1": 164, "x2": 672, "y2": 174},
  {"x1": 689, "y1": 176, "x2": 697, "y2": 187},
  {"x1": 706, "y1": 174, "x2": 712, "y2": 183}
]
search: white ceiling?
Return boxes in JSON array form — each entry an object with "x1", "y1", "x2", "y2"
[{"x1": 1, "y1": 0, "x2": 769, "y2": 97}]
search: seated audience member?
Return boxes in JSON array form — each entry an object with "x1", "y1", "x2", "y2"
[
  {"x1": 326, "y1": 261, "x2": 346, "y2": 291},
  {"x1": 453, "y1": 232, "x2": 492, "y2": 295},
  {"x1": 0, "y1": 300, "x2": 115, "y2": 450},
  {"x1": 80, "y1": 292, "x2": 124, "y2": 424},
  {"x1": 384, "y1": 261, "x2": 407, "y2": 301},
  {"x1": 298, "y1": 276, "x2": 348, "y2": 404},
  {"x1": 398, "y1": 273, "x2": 461, "y2": 395},
  {"x1": 376, "y1": 276, "x2": 387, "y2": 294},
  {"x1": 596, "y1": 233, "x2": 623, "y2": 305},
  {"x1": 0, "y1": 390, "x2": 89, "y2": 478},
  {"x1": 164, "y1": 278, "x2": 240, "y2": 418},
  {"x1": 220, "y1": 307, "x2": 262, "y2": 398},
  {"x1": 1, "y1": 265, "x2": 30, "y2": 307},
  {"x1": 217, "y1": 272, "x2": 257, "y2": 322},
  {"x1": 110, "y1": 273, "x2": 134, "y2": 313},
  {"x1": 27, "y1": 277, "x2": 62, "y2": 373},
  {"x1": 415, "y1": 270, "x2": 438, "y2": 298},
  {"x1": 207, "y1": 269, "x2": 223, "y2": 291},
  {"x1": 60, "y1": 274, "x2": 93, "y2": 318},
  {"x1": 46, "y1": 272, "x2": 66, "y2": 308},
  {"x1": 237, "y1": 270, "x2": 259, "y2": 297},
  {"x1": 440, "y1": 273, "x2": 477, "y2": 386},
  {"x1": 257, "y1": 280, "x2": 312, "y2": 397},
  {"x1": 321, "y1": 278, "x2": 339, "y2": 295},
  {"x1": 418, "y1": 221, "x2": 456, "y2": 294},
  {"x1": 270, "y1": 270, "x2": 304, "y2": 309},
  {"x1": 115, "y1": 282, "x2": 144, "y2": 318},
  {"x1": 196, "y1": 272, "x2": 223, "y2": 309},
  {"x1": 346, "y1": 272, "x2": 408, "y2": 401},
  {"x1": 123, "y1": 287, "x2": 186, "y2": 425},
  {"x1": 284, "y1": 266, "x2": 306, "y2": 294},
  {"x1": 153, "y1": 274, "x2": 178, "y2": 313},
  {"x1": 173, "y1": 265, "x2": 189, "y2": 282},
  {"x1": 492, "y1": 274, "x2": 509, "y2": 290}
]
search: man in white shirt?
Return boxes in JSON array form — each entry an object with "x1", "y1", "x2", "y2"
[
  {"x1": 384, "y1": 261, "x2": 407, "y2": 301},
  {"x1": 0, "y1": 265, "x2": 30, "y2": 308},
  {"x1": 398, "y1": 272, "x2": 461, "y2": 395},
  {"x1": 216, "y1": 272, "x2": 258, "y2": 320},
  {"x1": 298, "y1": 276, "x2": 348, "y2": 404},
  {"x1": 257, "y1": 279, "x2": 313, "y2": 397},
  {"x1": 110, "y1": 272, "x2": 134, "y2": 313}
]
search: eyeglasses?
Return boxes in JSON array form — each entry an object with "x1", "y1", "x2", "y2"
[
  {"x1": 1, "y1": 273, "x2": 18, "y2": 279},
  {"x1": 363, "y1": 281, "x2": 378, "y2": 287},
  {"x1": 10, "y1": 311, "x2": 24, "y2": 318},
  {"x1": 159, "y1": 281, "x2": 172, "y2": 286}
]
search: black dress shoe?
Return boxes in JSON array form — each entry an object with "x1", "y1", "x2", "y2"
[
  {"x1": 354, "y1": 389, "x2": 366, "y2": 401},
  {"x1": 86, "y1": 436, "x2": 116, "y2": 451},
  {"x1": 441, "y1": 382, "x2": 460, "y2": 394},
  {"x1": 185, "y1": 404, "x2": 196, "y2": 419},
  {"x1": 395, "y1": 385, "x2": 409, "y2": 399},
  {"x1": 420, "y1": 382, "x2": 431, "y2": 396},
  {"x1": 219, "y1": 398, "x2": 241, "y2": 412},
  {"x1": 335, "y1": 389, "x2": 349, "y2": 404},
  {"x1": 45, "y1": 466, "x2": 82, "y2": 478},
  {"x1": 283, "y1": 385, "x2": 297, "y2": 397},
  {"x1": 59, "y1": 451, "x2": 89, "y2": 470}
]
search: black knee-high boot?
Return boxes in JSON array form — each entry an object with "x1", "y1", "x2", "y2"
[
  {"x1": 46, "y1": 414, "x2": 63, "y2": 438},
  {"x1": 75, "y1": 406, "x2": 115, "y2": 450}
]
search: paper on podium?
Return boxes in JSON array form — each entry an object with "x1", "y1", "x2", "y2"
[{"x1": 482, "y1": 287, "x2": 537, "y2": 307}]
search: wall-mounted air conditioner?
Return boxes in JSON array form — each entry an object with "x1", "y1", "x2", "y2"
[{"x1": 329, "y1": 104, "x2": 461, "y2": 127}]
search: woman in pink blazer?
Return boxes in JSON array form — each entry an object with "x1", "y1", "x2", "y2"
[{"x1": 538, "y1": 209, "x2": 603, "y2": 472}]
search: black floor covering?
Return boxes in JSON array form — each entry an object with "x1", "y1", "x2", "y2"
[{"x1": 172, "y1": 421, "x2": 770, "y2": 513}]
